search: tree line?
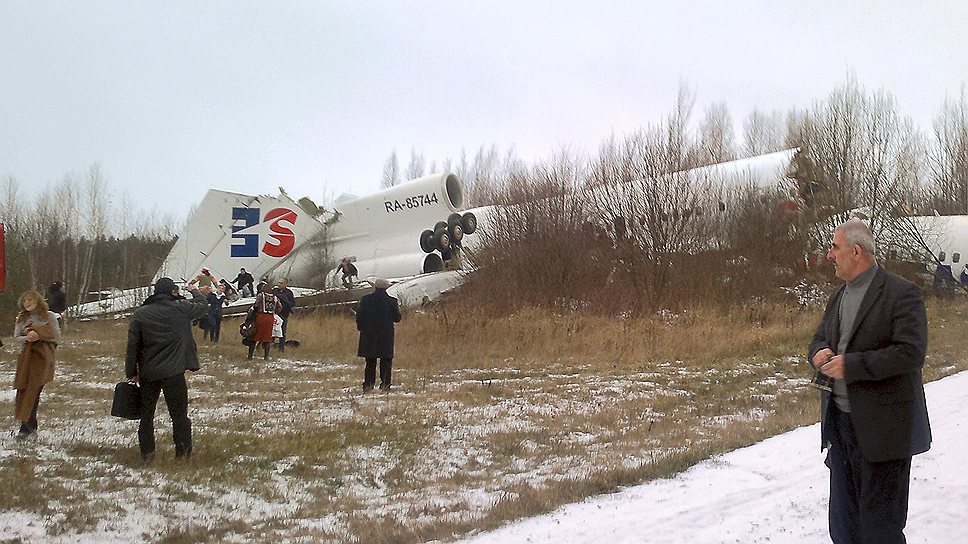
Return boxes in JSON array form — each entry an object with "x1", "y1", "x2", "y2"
[
  {"x1": 440, "y1": 79, "x2": 968, "y2": 315},
  {"x1": 0, "y1": 164, "x2": 176, "y2": 319},
  {"x1": 3, "y1": 78, "x2": 966, "y2": 319}
]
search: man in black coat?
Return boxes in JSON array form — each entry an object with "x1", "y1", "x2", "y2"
[
  {"x1": 46, "y1": 281, "x2": 68, "y2": 327},
  {"x1": 356, "y1": 278, "x2": 401, "y2": 391},
  {"x1": 808, "y1": 220, "x2": 931, "y2": 544},
  {"x1": 272, "y1": 277, "x2": 296, "y2": 352},
  {"x1": 231, "y1": 267, "x2": 255, "y2": 297},
  {"x1": 126, "y1": 277, "x2": 210, "y2": 462}
]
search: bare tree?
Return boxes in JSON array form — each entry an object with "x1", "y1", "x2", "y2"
[
  {"x1": 75, "y1": 163, "x2": 110, "y2": 305},
  {"x1": 695, "y1": 102, "x2": 737, "y2": 164},
  {"x1": 930, "y1": 87, "x2": 968, "y2": 213},
  {"x1": 743, "y1": 109, "x2": 786, "y2": 156},
  {"x1": 381, "y1": 150, "x2": 400, "y2": 188},
  {"x1": 405, "y1": 148, "x2": 426, "y2": 181}
]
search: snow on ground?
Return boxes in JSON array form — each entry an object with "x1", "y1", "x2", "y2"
[{"x1": 453, "y1": 371, "x2": 968, "y2": 544}]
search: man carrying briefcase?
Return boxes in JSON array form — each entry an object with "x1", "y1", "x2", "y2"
[{"x1": 125, "y1": 278, "x2": 209, "y2": 463}]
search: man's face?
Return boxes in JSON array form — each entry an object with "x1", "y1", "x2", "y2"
[
  {"x1": 278, "y1": 279, "x2": 287, "y2": 288},
  {"x1": 827, "y1": 229, "x2": 862, "y2": 282}
]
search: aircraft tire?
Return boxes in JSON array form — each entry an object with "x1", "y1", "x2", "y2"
[
  {"x1": 434, "y1": 221, "x2": 448, "y2": 232},
  {"x1": 419, "y1": 229, "x2": 435, "y2": 253},
  {"x1": 461, "y1": 212, "x2": 477, "y2": 235},
  {"x1": 449, "y1": 222, "x2": 464, "y2": 243},
  {"x1": 433, "y1": 228, "x2": 451, "y2": 251}
]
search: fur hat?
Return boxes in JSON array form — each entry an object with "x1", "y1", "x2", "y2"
[{"x1": 154, "y1": 277, "x2": 177, "y2": 295}]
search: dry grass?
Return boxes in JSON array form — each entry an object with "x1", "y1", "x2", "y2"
[{"x1": 2, "y1": 294, "x2": 967, "y2": 543}]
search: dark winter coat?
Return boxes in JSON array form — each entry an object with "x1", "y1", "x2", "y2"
[
  {"x1": 356, "y1": 288, "x2": 401, "y2": 359},
  {"x1": 273, "y1": 287, "x2": 295, "y2": 319},
  {"x1": 232, "y1": 272, "x2": 254, "y2": 290},
  {"x1": 126, "y1": 291, "x2": 209, "y2": 384},
  {"x1": 206, "y1": 292, "x2": 225, "y2": 329},
  {"x1": 47, "y1": 289, "x2": 68, "y2": 314}
]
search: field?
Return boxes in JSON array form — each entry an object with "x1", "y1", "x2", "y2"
[{"x1": 2, "y1": 294, "x2": 967, "y2": 543}]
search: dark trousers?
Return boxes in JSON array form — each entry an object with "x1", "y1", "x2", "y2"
[
  {"x1": 363, "y1": 357, "x2": 392, "y2": 388},
  {"x1": 139, "y1": 373, "x2": 192, "y2": 457},
  {"x1": 17, "y1": 386, "x2": 43, "y2": 433},
  {"x1": 277, "y1": 317, "x2": 288, "y2": 351},
  {"x1": 827, "y1": 406, "x2": 912, "y2": 544},
  {"x1": 210, "y1": 318, "x2": 221, "y2": 343},
  {"x1": 248, "y1": 342, "x2": 271, "y2": 359}
]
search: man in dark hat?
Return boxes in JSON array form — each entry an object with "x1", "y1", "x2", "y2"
[
  {"x1": 125, "y1": 277, "x2": 210, "y2": 463},
  {"x1": 356, "y1": 278, "x2": 401, "y2": 391}
]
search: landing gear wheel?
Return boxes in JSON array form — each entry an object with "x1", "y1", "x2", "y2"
[
  {"x1": 433, "y1": 228, "x2": 451, "y2": 251},
  {"x1": 419, "y1": 229, "x2": 435, "y2": 253},
  {"x1": 461, "y1": 212, "x2": 477, "y2": 235}
]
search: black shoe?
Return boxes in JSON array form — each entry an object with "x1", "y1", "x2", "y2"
[
  {"x1": 379, "y1": 383, "x2": 391, "y2": 391},
  {"x1": 141, "y1": 452, "x2": 156, "y2": 465},
  {"x1": 15, "y1": 430, "x2": 34, "y2": 442},
  {"x1": 362, "y1": 384, "x2": 374, "y2": 392}
]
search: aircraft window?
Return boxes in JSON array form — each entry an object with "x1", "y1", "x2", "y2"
[{"x1": 954, "y1": 253, "x2": 961, "y2": 263}]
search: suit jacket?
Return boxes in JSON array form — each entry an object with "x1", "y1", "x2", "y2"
[{"x1": 808, "y1": 267, "x2": 931, "y2": 463}]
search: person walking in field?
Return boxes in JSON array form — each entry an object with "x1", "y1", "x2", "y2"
[
  {"x1": 12, "y1": 291, "x2": 61, "y2": 441},
  {"x1": 272, "y1": 277, "x2": 295, "y2": 352},
  {"x1": 45, "y1": 280, "x2": 67, "y2": 328},
  {"x1": 125, "y1": 278, "x2": 209, "y2": 462},
  {"x1": 808, "y1": 219, "x2": 931, "y2": 543},
  {"x1": 356, "y1": 278, "x2": 401, "y2": 392},
  {"x1": 248, "y1": 282, "x2": 280, "y2": 360}
]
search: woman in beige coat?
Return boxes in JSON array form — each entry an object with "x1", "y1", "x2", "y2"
[{"x1": 12, "y1": 291, "x2": 60, "y2": 441}]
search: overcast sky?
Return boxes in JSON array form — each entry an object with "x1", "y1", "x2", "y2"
[{"x1": 2, "y1": 1, "x2": 966, "y2": 222}]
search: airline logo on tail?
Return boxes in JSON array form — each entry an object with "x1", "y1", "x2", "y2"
[{"x1": 231, "y1": 207, "x2": 298, "y2": 258}]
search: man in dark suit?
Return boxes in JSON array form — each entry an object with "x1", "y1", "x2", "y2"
[
  {"x1": 356, "y1": 278, "x2": 402, "y2": 392},
  {"x1": 808, "y1": 220, "x2": 931, "y2": 544}
]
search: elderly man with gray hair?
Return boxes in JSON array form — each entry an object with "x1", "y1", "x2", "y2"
[
  {"x1": 808, "y1": 219, "x2": 931, "y2": 543},
  {"x1": 356, "y1": 278, "x2": 402, "y2": 392}
]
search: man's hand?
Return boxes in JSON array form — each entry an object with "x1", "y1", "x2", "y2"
[
  {"x1": 812, "y1": 348, "x2": 834, "y2": 369},
  {"x1": 820, "y1": 354, "x2": 846, "y2": 380},
  {"x1": 25, "y1": 330, "x2": 39, "y2": 342}
]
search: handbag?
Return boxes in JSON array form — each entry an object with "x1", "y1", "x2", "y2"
[
  {"x1": 240, "y1": 319, "x2": 256, "y2": 339},
  {"x1": 111, "y1": 381, "x2": 144, "y2": 420}
]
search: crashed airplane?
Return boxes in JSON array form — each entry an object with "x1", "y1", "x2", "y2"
[{"x1": 73, "y1": 148, "x2": 805, "y2": 317}]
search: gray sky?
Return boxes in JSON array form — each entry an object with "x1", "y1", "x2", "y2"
[{"x1": 2, "y1": 1, "x2": 966, "y2": 221}]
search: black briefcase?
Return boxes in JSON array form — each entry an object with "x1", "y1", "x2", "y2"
[{"x1": 111, "y1": 381, "x2": 144, "y2": 420}]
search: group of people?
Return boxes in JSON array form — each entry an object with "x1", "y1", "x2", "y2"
[
  {"x1": 11, "y1": 221, "x2": 933, "y2": 542},
  {"x1": 242, "y1": 277, "x2": 295, "y2": 360}
]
